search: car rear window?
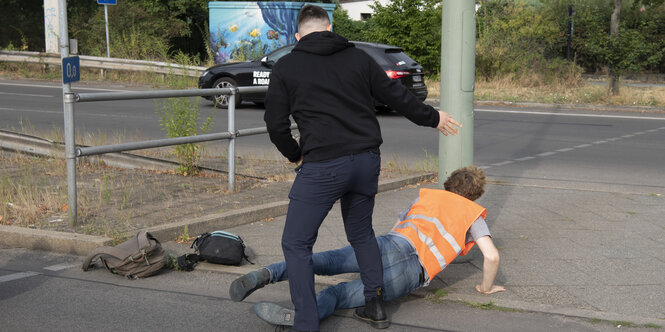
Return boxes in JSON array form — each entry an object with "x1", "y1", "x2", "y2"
[
  {"x1": 384, "y1": 49, "x2": 418, "y2": 67},
  {"x1": 361, "y1": 46, "x2": 418, "y2": 68}
]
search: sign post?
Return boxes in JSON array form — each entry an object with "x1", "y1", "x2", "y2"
[{"x1": 97, "y1": 0, "x2": 117, "y2": 58}]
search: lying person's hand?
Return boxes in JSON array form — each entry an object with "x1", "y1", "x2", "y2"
[{"x1": 475, "y1": 284, "x2": 506, "y2": 295}]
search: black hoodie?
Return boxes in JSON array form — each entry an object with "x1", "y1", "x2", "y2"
[{"x1": 264, "y1": 31, "x2": 440, "y2": 163}]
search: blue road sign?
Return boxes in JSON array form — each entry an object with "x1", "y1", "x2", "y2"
[
  {"x1": 97, "y1": 0, "x2": 117, "y2": 5},
  {"x1": 62, "y1": 56, "x2": 80, "y2": 84}
]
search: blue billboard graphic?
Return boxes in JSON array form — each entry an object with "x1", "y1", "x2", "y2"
[{"x1": 208, "y1": 2, "x2": 335, "y2": 64}]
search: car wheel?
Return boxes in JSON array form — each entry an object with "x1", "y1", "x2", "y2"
[
  {"x1": 253, "y1": 101, "x2": 265, "y2": 108},
  {"x1": 213, "y1": 77, "x2": 241, "y2": 109}
]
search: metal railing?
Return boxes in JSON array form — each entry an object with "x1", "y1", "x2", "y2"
[
  {"x1": 0, "y1": 50, "x2": 205, "y2": 77},
  {"x1": 65, "y1": 86, "x2": 295, "y2": 225}
]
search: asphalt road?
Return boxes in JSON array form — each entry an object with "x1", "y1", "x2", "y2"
[
  {"x1": 1, "y1": 79, "x2": 664, "y2": 196},
  {"x1": 0, "y1": 248, "x2": 627, "y2": 331},
  {"x1": 2, "y1": 79, "x2": 664, "y2": 330}
]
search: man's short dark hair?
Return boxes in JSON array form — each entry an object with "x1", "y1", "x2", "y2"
[
  {"x1": 297, "y1": 4, "x2": 330, "y2": 28},
  {"x1": 443, "y1": 166, "x2": 486, "y2": 201}
]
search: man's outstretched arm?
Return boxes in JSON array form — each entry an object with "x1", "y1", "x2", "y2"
[{"x1": 474, "y1": 235, "x2": 505, "y2": 295}]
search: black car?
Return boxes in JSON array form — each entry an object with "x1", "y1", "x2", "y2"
[{"x1": 198, "y1": 41, "x2": 428, "y2": 110}]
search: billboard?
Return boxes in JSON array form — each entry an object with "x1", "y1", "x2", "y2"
[{"x1": 208, "y1": 2, "x2": 335, "y2": 63}]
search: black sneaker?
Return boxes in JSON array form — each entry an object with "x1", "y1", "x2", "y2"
[
  {"x1": 229, "y1": 268, "x2": 270, "y2": 302},
  {"x1": 253, "y1": 302, "x2": 295, "y2": 327},
  {"x1": 353, "y1": 289, "x2": 389, "y2": 329}
]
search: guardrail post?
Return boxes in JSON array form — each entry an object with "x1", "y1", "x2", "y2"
[
  {"x1": 228, "y1": 88, "x2": 236, "y2": 191},
  {"x1": 64, "y1": 93, "x2": 77, "y2": 225}
]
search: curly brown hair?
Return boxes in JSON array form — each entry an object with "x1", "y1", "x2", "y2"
[{"x1": 443, "y1": 166, "x2": 486, "y2": 201}]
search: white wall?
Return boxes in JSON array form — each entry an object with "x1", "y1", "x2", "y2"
[{"x1": 340, "y1": 0, "x2": 391, "y2": 21}]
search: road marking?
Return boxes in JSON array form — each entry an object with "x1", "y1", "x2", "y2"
[
  {"x1": 0, "y1": 91, "x2": 53, "y2": 98},
  {"x1": 515, "y1": 156, "x2": 535, "y2": 161},
  {"x1": 484, "y1": 126, "x2": 662, "y2": 169},
  {"x1": 476, "y1": 109, "x2": 665, "y2": 121},
  {"x1": 44, "y1": 263, "x2": 78, "y2": 271},
  {"x1": 0, "y1": 271, "x2": 40, "y2": 283},
  {"x1": 0, "y1": 82, "x2": 133, "y2": 92},
  {"x1": 0, "y1": 107, "x2": 151, "y2": 120},
  {"x1": 492, "y1": 160, "x2": 514, "y2": 166}
]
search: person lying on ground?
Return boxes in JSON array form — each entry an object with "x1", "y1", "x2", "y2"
[{"x1": 229, "y1": 166, "x2": 505, "y2": 329}]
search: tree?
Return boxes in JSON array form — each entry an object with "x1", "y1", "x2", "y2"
[
  {"x1": 366, "y1": 0, "x2": 442, "y2": 74},
  {"x1": 608, "y1": 0, "x2": 622, "y2": 94}
]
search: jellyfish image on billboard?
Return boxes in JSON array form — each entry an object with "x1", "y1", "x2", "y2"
[{"x1": 208, "y1": 2, "x2": 334, "y2": 64}]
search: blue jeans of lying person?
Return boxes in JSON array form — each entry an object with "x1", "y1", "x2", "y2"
[{"x1": 266, "y1": 234, "x2": 424, "y2": 320}]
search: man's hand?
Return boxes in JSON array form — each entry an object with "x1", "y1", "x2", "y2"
[
  {"x1": 475, "y1": 284, "x2": 506, "y2": 295},
  {"x1": 437, "y1": 111, "x2": 462, "y2": 136}
]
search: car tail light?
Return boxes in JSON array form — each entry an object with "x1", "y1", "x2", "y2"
[{"x1": 385, "y1": 70, "x2": 410, "y2": 79}]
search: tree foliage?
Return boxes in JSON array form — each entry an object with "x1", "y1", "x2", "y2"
[
  {"x1": 2, "y1": 0, "x2": 664, "y2": 79},
  {"x1": 365, "y1": 0, "x2": 442, "y2": 74},
  {"x1": 476, "y1": 1, "x2": 569, "y2": 81}
]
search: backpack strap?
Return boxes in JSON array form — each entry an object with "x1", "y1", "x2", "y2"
[
  {"x1": 82, "y1": 232, "x2": 159, "y2": 271},
  {"x1": 81, "y1": 245, "x2": 128, "y2": 271},
  {"x1": 243, "y1": 252, "x2": 255, "y2": 265}
]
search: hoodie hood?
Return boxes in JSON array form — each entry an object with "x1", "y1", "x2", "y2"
[{"x1": 292, "y1": 31, "x2": 354, "y2": 56}]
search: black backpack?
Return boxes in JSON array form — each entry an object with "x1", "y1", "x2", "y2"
[
  {"x1": 178, "y1": 231, "x2": 253, "y2": 271},
  {"x1": 82, "y1": 231, "x2": 166, "y2": 279}
]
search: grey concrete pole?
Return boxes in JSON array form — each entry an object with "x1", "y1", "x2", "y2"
[
  {"x1": 228, "y1": 89, "x2": 236, "y2": 191},
  {"x1": 438, "y1": 0, "x2": 476, "y2": 187},
  {"x1": 58, "y1": 0, "x2": 77, "y2": 225}
]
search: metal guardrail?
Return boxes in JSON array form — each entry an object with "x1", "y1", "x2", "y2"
[
  {"x1": 0, "y1": 50, "x2": 206, "y2": 77},
  {"x1": 62, "y1": 85, "x2": 296, "y2": 225}
]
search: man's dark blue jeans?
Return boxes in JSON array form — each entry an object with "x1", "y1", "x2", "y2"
[
  {"x1": 282, "y1": 150, "x2": 384, "y2": 331},
  {"x1": 267, "y1": 234, "x2": 423, "y2": 321}
]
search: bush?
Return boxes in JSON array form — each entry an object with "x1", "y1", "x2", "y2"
[
  {"x1": 365, "y1": 0, "x2": 442, "y2": 74},
  {"x1": 157, "y1": 53, "x2": 215, "y2": 176},
  {"x1": 332, "y1": 6, "x2": 369, "y2": 42},
  {"x1": 476, "y1": 1, "x2": 565, "y2": 80}
]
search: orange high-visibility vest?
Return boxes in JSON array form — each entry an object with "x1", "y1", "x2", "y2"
[{"x1": 393, "y1": 188, "x2": 487, "y2": 281}]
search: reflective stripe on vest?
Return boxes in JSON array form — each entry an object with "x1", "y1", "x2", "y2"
[{"x1": 393, "y1": 189, "x2": 486, "y2": 281}]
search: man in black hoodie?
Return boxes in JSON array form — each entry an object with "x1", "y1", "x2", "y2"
[{"x1": 264, "y1": 5, "x2": 461, "y2": 331}]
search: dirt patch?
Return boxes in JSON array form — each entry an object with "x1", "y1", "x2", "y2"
[{"x1": 0, "y1": 150, "x2": 426, "y2": 242}]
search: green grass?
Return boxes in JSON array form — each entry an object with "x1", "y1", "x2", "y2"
[
  {"x1": 424, "y1": 288, "x2": 449, "y2": 303},
  {"x1": 463, "y1": 300, "x2": 524, "y2": 312}
]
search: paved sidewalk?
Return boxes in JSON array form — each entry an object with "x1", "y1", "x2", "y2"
[{"x1": 191, "y1": 180, "x2": 665, "y2": 327}]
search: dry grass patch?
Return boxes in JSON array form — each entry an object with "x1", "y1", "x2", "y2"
[{"x1": 427, "y1": 74, "x2": 664, "y2": 107}]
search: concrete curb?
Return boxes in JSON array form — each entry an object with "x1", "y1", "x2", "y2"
[
  {"x1": 475, "y1": 100, "x2": 665, "y2": 114},
  {"x1": 0, "y1": 173, "x2": 437, "y2": 255},
  {"x1": 436, "y1": 291, "x2": 665, "y2": 327},
  {"x1": 0, "y1": 129, "x2": 180, "y2": 171},
  {"x1": 0, "y1": 225, "x2": 113, "y2": 256},
  {"x1": 424, "y1": 98, "x2": 665, "y2": 114}
]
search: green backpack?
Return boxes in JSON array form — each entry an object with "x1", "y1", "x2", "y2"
[{"x1": 82, "y1": 231, "x2": 166, "y2": 279}]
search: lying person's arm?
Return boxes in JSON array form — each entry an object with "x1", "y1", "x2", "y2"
[{"x1": 474, "y1": 235, "x2": 506, "y2": 295}]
